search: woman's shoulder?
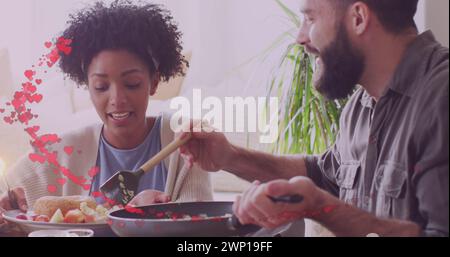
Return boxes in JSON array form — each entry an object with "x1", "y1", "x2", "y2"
[
  {"x1": 34, "y1": 123, "x2": 103, "y2": 157},
  {"x1": 58, "y1": 123, "x2": 103, "y2": 145}
]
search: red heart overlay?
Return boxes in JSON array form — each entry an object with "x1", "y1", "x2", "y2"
[
  {"x1": 135, "y1": 220, "x2": 145, "y2": 228},
  {"x1": 24, "y1": 70, "x2": 35, "y2": 81},
  {"x1": 47, "y1": 185, "x2": 57, "y2": 193},
  {"x1": 64, "y1": 146, "x2": 74, "y2": 155},
  {"x1": 57, "y1": 178, "x2": 67, "y2": 186}
]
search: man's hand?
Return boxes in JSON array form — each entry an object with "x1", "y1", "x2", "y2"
[
  {"x1": 179, "y1": 122, "x2": 235, "y2": 172},
  {"x1": 127, "y1": 190, "x2": 171, "y2": 207},
  {"x1": 179, "y1": 120, "x2": 308, "y2": 182},
  {"x1": 0, "y1": 187, "x2": 28, "y2": 224},
  {"x1": 233, "y1": 178, "x2": 423, "y2": 237},
  {"x1": 233, "y1": 177, "x2": 324, "y2": 229}
]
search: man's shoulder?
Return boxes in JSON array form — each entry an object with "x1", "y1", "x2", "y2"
[
  {"x1": 412, "y1": 47, "x2": 448, "y2": 104},
  {"x1": 419, "y1": 44, "x2": 448, "y2": 94},
  {"x1": 427, "y1": 44, "x2": 449, "y2": 69},
  {"x1": 408, "y1": 46, "x2": 449, "y2": 129}
]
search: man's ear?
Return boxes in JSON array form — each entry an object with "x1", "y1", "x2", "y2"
[
  {"x1": 149, "y1": 72, "x2": 161, "y2": 96},
  {"x1": 348, "y1": 2, "x2": 371, "y2": 35}
]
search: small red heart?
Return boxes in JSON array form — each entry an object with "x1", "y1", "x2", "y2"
[
  {"x1": 35, "y1": 79, "x2": 42, "y2": 85},
  {"x1": 57, "y1": 178, "x2": 66, "y2": 186},
  {"x1": 44, "y1": 42, "x2": 52, "y2": 48},
  {"x1": 92, "y1": 191, "x2": 103, "y2": 198},
  {"x1": 22, "y1": 82, "x2": 36, "y2": 93},
  {"x1": 24, "y1": 70, "x2": 35, "y2": 81},
  {"x1": 29, "y1": 153, "x2": 46, "y2": 163},
  {"x1": 3, "y1": 117, "x2": 13, "y2": 124},
  {"x1": 118, "y1": 221, "x2": 126, "y2": 228},
  {"x1": 31, "y1": 94, "x2": 43, "y2": 103},
  {"x1": 47, "y1": 185, "x2": 57, "y2": 193},
  {"x1": 64, "y1": 146, "x2": 74, "y2": 155},
  {"x1": 88, "y1": 166, "x2": 99, "y2": 178},
  {"x1": 135, "y1": 220, "x2": 145, "y2": 228}
]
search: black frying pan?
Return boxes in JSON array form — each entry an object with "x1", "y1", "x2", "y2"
[
  {"x1": 107, "y1": 201, "x2": 257, "y2": 237},
  {"x1": 107, "y1": 195, "x2": 303, "y2": 237}
]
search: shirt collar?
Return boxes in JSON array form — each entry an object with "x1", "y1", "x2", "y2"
[
  {"x1": 360, "y1": 89, "x2": 376, "y2": 109},
  {"x1": 386, "y1": 30, "x2": 441, "y2": 97},
  {"x1": 360, "y1": 30, "x2": 441, "y2": 108}
]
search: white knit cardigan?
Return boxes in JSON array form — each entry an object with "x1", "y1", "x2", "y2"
[{"x1": 1, "y1": 113, "x2": 213, "y2": 206}]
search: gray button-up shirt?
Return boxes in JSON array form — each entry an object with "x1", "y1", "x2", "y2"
[{"x1": 305, "y1": 31, "x2": 449, "y2": 237}]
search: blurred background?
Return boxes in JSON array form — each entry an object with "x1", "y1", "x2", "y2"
[{"x1": 0, "y1": 0, "x2": 449, "y2": 201}]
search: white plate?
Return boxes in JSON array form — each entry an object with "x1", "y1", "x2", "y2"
[{"x1": 2, "y1": 210, "x2": 113, "y2": 236}]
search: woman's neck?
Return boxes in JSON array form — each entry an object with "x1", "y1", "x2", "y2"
[{"x1": 103, "y1": 117, "x2": 156, "y2": 150}]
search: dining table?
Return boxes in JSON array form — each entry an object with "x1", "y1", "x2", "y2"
[
  {"x1": 0, "y1": 220, "x2": 305, "y2": 237},
  {"x1": 0, "y1": 223, "x2": 27, "y2": 237}
]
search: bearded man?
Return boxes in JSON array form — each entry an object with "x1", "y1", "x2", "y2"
[{"x1": 180, "y1": 0, "x2": 448, "y2": 237}]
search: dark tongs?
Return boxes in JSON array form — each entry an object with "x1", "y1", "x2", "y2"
[{"x1": 100, "y1": 134, "x2": 193, "y2": 206}]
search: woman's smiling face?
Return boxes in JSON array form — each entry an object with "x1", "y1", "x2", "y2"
[{"x1": 87, "y1": 49, "x2": 158, "y2": 147}]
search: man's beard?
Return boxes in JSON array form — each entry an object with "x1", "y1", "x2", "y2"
[{"x1": 313, "y1": 24, "x2": 365, "y2": 100}]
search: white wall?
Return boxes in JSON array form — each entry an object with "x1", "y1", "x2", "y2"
[
  {"x1": 5, "y1": 0, "x2": 300, "y2": 90},
  {"x1": 2, "y1": 0, "x2": 447, "y2": 92},
  {"x1": 424, "y1": 0, "x2": 449, "y2": 47},
  {"x1": 0, "y1": 0, "x2": 34, "y2": 86},
  {"x1": 415, "y1": 0, "x2": 449, "y2": 47}
]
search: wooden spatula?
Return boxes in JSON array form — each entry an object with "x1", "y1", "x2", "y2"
[{"x1": 100, "y1": 133, "x2": 192, "y2": 206}]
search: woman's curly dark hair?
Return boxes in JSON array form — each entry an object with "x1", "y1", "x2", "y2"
[{"x1": 59, "y1": 0, "x2": 188, "y2": 86}]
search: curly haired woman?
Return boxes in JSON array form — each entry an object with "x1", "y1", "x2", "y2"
[{"x1": 0, "y1": 0, "x2": 212, "y2": 221}]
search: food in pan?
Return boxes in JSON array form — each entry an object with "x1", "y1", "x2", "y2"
[{"x1": 147, "y1": 210, "x2": 233, "y2": 221}]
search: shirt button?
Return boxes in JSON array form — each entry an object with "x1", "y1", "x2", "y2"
[
  {"x1": 369, "y1": 135, "x2": 378, "y2": 144},
  {"x1": 364, "y1": 196, "x2": 370, "y2": 206}
]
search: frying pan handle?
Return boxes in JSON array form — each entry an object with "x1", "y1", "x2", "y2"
[
  {"x1": 268, "y1": 194, "x2": 304, "y2": 204},
  {"x1": 140, "y1": 133, "x2": 193, "y2": 173},
  {"x1": 228, "y1": 215, "x2": 262, "y2": 235}
]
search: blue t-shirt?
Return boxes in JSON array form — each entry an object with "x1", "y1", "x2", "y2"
[{"x1": 90, "y1": 116, "x2": 167, "y2": 203}]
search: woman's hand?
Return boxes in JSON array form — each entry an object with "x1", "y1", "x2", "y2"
[
  {"x1": 127, "y1": 190, "x2": 171, "y2": 207},
  {"x1": 0, "y1": 187, "x2": 28, "y2": 224}
]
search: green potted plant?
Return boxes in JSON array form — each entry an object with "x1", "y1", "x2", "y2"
[
  {"x1": 256, "y1": 0, "x2": 353, "y2": 237},
  {"x1": 266, "y1": 0, "x2": 349, "y2": 155}
]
